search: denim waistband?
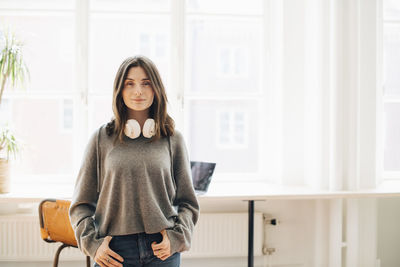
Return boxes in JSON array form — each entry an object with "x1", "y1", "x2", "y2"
[{"x1": 111, "y1": 232, "x2": 162, "y2": 240}]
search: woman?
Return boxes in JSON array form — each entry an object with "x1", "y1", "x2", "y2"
[{"x1": 69, "y1": 55, "x2": 200, "y2": 267}]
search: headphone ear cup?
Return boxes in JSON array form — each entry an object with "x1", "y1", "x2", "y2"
[
  {"x1": 124, "y1": 119, "x2": 141, "y2": 139},
  {"x1": 142, "y1": 118, "x2": 156, "y2": 138}
]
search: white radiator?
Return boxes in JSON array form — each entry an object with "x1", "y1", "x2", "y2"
[
  {"x1": 189, "y1": 212, "x2": 264, "y2": 258},
  {"x1": 0, "y1": 212, "x2": 264, "y2": 261}
]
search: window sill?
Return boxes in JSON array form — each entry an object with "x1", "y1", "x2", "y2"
[
  {"x1": 0, "y1": 181, "x2": 75, "y2": 203},
  {"x1": 1, "y1": 180, "x2": 400, "y2": 205},
  {"x1": 201, "y1": 180, "x2": 400, "y2": 201}
]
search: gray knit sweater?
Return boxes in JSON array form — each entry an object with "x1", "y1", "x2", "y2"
[{"x1": 68, "y1": 124, "x2": 200, "y2": 259}]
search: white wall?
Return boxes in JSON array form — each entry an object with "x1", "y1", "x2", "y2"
[
  {"x1": 377, "y1": 198, "x2": 400, "y2": 267},
  {"x1": 0, "y1": 199, "x2": 319, "y2": 267},
  {"x1": 3, "y1": 198, "x2": 396, "y2": 267}
]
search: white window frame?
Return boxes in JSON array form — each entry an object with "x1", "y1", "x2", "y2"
[
  {"x1": 0, "y1": 3, "x2": 77, "y2": 183},
  {"x1": 183, "y1": 1, "x2": 271, "y2": 183},
  {"x1": 380, "y1": 0, "x2": 400, "y2": 180},
  {"x1": 1, "y1": 0, "x2": 275, "y2": 184}
]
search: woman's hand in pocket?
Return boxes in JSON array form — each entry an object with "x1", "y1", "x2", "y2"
[
  {"x1": 151, "y1": 229, "x2": 172, "y2": 261},
  {"x1": 94, "y1": 236, "x2": 124, "y2": 267}
]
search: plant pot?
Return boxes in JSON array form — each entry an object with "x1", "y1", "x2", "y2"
[{"x1": 0, "y1": 158, "x2": 10, "y2": 193}]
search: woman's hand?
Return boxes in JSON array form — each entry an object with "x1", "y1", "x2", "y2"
[
  {"x1": 94, "y1": 236, "x2": 124, "y2": 267},
  {"x1": 151, "y1": 229, "x2": 172, "y2": 261}
]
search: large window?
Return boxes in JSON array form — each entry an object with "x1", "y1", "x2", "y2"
[
  {"x1": 383, "y1": 0, "x2": 400, "y2": 178},
  {"x1": 184, "y1": 0, "x2": 265, "y2": 180},
  {"x1": 0, "y1": 0, "x2": 76, "y2": 182},
  {"x1": 88, "y1": 0, "x2": 171, "y2": 131},
  {"x1": 0, "y1": 0, "x2": 269, "y2": 184},
  {"x1": 3, "y1": 0, "x2": 388, "y2": 186}
]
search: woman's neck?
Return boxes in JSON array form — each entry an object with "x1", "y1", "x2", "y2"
[{"x1": 127, "y1": 109, "x2": 150, "y2": 128}]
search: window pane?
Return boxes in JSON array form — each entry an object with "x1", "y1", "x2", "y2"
[
  {"x1": 186, "y1": 0, "x2": 263, "y2": 15},
  {"x1": 384, "y1": 0, "x2": 400, "y2": 21},
  {"x1": 88, "y1": 95, "x2": 114, "y2": 133},
  {"x1": 185, "y1": 17, "x2": 262, "y2": 93},
  {"x1": 0, "y1": 14, "x2": 75, "y2": 92},
  {"x1": 188, "y1": 99, "x2": 257, "y2": 173},
  {"x1": 63, "y1": 99, "x2": 73, "y2": 131},
  {"x1": 383, "y1": 24, "x2": 400, "y2": 96},
  {"x1": 218, "y1": 111, "x2": 230, "y2": 144},
  {"x1": 9, "y1": 98, "x2": 74, "y2": 178},
  {"x1": 0, "y1": 99, "x2": 12, "y2": 124},
  {"x1": 0, "y1": 0, "x2": 74, "y2": 10},
  {"x1": 91, "y1": 0, "x2": 170, "y2": 12},
  {"x1": 89, "y1": 14, "x2": 170, "y2": 94},
  {"x1": 384, "y1": 103, "x2": 400, "y2": 171}
]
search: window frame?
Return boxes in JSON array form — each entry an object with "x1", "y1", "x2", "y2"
[
  {"x1": 183, "y1": 1, "x2": 271, "y2": 183},
  {"x1": 1, "y1": 0, "x2": 275, "y2": 184},
  {"x1": 381, "y1": 0, "x2": 400, "y2": 180}
]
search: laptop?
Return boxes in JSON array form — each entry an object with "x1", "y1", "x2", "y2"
[{"x1": 190, "y1": 161, "x2": 216, "y2": 195}]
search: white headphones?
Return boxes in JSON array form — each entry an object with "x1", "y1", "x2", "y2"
[{"x1": 124, "y1": 118, "x2": 156, "y2": 139}]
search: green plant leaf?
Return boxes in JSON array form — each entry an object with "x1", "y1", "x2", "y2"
[{"x1": 0, "y1": 28, "x2": 29, "y2": 104}]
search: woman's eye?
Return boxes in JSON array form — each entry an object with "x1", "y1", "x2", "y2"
[{"x1": 125, "y1": 81, "x2": 151, "y2": 87}]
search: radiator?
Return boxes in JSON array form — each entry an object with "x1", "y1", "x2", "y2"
[{"x1": 0, "y1": 212, "x2": 264, "y2": 261}]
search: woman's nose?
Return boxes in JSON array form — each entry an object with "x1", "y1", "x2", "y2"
[{"x1": 134, "y1": 87, "x2": 142, "y2": 96}]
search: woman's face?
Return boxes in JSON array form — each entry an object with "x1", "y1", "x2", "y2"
[{"x1": 122, "y1": 66, "x2": 155, "y2": 112}]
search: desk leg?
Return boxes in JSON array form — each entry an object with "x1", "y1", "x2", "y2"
[{"x1": 248, "y1": 200, "x2": 254, "y2": 267}]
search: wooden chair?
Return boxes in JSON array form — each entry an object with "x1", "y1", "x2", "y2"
[{"x1": 38, "y1": 198, "x2": 91, "y2": 267}]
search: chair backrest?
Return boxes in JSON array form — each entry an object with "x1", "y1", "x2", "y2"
[{"x1": 38, "y1": 199, "x2": 78, "y2": 247}]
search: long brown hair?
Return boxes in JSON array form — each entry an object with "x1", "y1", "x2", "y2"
[{"x1": 106, "y1": 55, "x2": 175, "y2": 144}]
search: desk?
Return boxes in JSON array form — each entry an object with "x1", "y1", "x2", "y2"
[
  {"x1": 196, "y1": 181, "x2": 400, "y2": 267},
  {"x1": 2, "y1": 181, "x2": 400, "y2": 267}
]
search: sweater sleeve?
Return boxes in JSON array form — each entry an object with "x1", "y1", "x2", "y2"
[
  {"x1": 69, "y1": 128, "x2": 105, "y2": 259},
  {"x1": 166, "y1": 131, "x2": 200, "y2": 255}
]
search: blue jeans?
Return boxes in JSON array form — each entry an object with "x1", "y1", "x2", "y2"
[{"x1": 93, "y1": 232, "x2": 181, "y2": 267}]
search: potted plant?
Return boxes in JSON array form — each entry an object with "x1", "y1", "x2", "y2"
[
  {"x1": 0, "y1": 28, "x2": 29, "y2": 193},
  {"x1": 0, "y1": 126, "x2": 22, "y2": 193},
  {"x1": 0, "y1": 28, "x2": 29, "y2": 104}
]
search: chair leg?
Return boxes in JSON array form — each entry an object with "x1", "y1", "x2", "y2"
[
  {"x1": 53, "y1": 243, "x2": 69, "y2": 267},
  {"x1": 86, "y1": 255, "x2": 91, "y2": 267}
]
